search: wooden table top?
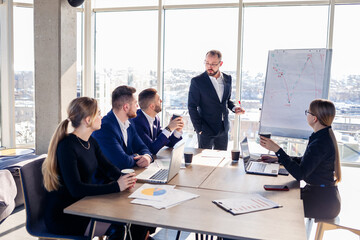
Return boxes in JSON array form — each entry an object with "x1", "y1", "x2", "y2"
[
  {"x1": 65, "y1": 184, "x2": 306, "y2": 240},
  {"x1": 65, "y1": 148, "x2": 306, "y2": 240}
]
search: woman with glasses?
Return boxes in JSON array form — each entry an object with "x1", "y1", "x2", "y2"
[
  {"x1": 42, "y1": 97, "x2": 138, "y2": 239},
  {"x1": 260, "y1": 99, "x2": 341, "y2": 219}
]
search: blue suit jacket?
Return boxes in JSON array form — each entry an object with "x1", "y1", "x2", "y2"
[
  {"x1": 131, "y1": 109, "x2": 182, "y2": 155},
  {"x1": 188, "y1": 71, "x2": 235, "y2": 137},
  {"x1": 92, "y1": 110, "x2": 152, "y2": 170}
]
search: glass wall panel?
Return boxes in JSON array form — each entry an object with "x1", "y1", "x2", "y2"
[
  {"x1": 94, "y1": 0, "x2": 157, "y2": 8},
  {"x1": 331, "y1": 5, "x2": 360, "y2": 164},
  {"x1": 95, "y1": 11, "x2": 157, "y2": 113},
  {"x1": 164, "y1": 0, "x2": 238, "y2": 5},
  {"x1": 163, "y1": 8, "x2": 238, "y2": 147},
  {"x1": 240, "y1": 6, "x2": 328, "y2": 151},
  {"x1": 77, "y1": 11, "x2": 83, "y2": 97},
  {"x1": 244, "y1": 0, "x2": 317, "y2": 2},
  {"x1": 13, "y1": 6, "x2": 35, "y2": 147},
  {"x1": 0, "y1": 29, "x2": 1, "y2": 147}
]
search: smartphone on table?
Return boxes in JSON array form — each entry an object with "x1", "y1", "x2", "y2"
[{"x1": 263, "y1": 185, "x2": 289, "y2": 191}]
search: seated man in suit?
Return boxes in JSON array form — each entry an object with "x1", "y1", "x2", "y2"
[
  {"x1": 92, "y1": 85, "x2": 152, "y2": 170},
  {"x1": 131, "y1": 88, "x2": 184, "y2": 155}
]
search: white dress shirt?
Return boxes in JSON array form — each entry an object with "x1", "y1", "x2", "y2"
[
  {"x1": 141, "y1": 110, "x2": 182, "y2": 139},
  {"x1": 115, "y1": 114, "x2": 130, "y2": 146},
  {"x1": 209, "y1": 72, "x2": 224, "y2": 102}
]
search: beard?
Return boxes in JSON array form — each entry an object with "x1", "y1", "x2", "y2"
[
  {"x1": 154, "y1": 104, "x2": 162, "y2": 113},
  {"x1": 207, "y1": 69, "x2": 219, "y2": 77},
  {"x1": 127, "y1": 111, "x2": 137, "y2": 119}
]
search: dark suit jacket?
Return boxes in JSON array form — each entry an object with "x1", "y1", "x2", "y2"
[
  {"x1": 92, "y1": 110, "x2": 152, "y2": 170},
  {"x1": 131, "y1": 109, "x2": 182, "y2": 155},
  {"x1": 188, "y1": 71, "x2": 235, "y2": 137}
]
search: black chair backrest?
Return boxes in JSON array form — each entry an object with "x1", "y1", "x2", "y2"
[
  {"x1": 20, "y1": 157, "x2": 91, "y2": 240},
  {"x1": 20, "y1": 157, "x2": 47, "y2": 235}
]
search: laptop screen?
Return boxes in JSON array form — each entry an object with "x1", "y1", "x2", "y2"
[
  {"x1": 240, "y1": 137, "x2": 251, "y2": 164},
  {"x1": 166, "y1": 141, "x2": 185, "y2": 181}
]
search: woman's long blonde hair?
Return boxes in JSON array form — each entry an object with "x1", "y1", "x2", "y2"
[
  {"x1": 310, "y1": 99, "x2": 341, "y2": 183},
  {"x1": 42, "y1": 97, "x2": 98, "y2": 191}
]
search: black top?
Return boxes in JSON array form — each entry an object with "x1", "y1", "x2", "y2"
[
  {"x1": 275, "y1": 126, "x2": 335, "y2": 186},
  {"x1": 44, "y1": 134, "x2": 121, "y2": 235}
]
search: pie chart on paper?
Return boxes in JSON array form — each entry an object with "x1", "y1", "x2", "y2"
[{"x1": 141, "y1": 187, "x2": 167, "y2": 196}]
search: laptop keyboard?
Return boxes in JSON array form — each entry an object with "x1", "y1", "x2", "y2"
[
  {"x1": 249, "y1": 162, "x2": 266, "y2": 172},
  {"x1": 150, "y1": 169, "x2": 169, "y2": 180}
]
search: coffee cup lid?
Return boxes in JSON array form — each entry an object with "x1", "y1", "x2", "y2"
[{"x1": 121, "y1": 169, "x2": 134, "y2": 174}]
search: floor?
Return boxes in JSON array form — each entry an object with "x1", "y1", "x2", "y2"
[{"x1": 0, "y1": 166, "x2": 359, "y2": 240}]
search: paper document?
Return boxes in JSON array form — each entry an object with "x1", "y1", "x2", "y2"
[
  {"x1": 201, "y1": 150, "x2": 225, "y2": 158},
  {"x1": 129, "y1": 183, "x2": 175, "y2": 201},
  {"x1": 129, "y1": 183, "x2": 199, "y2": 209},
  {"x1": 213, "y1": 194, "x2": 282, "y2": 215},
  {"x1": 132, "y1": 189, "x2": 199, "y2": 209}
]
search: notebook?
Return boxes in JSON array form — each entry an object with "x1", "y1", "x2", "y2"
[
  {"x1": 136, "y1": 141, "x2": 185, "y2": 184},
  {"x1": 240, "y1": 137, "x2": 279, "y2": 176}
]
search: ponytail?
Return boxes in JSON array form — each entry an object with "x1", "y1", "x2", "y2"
[
  {"x1": 310, "y1": 99, "x2": 341, "y2": 184},
  {"x1": 329, "y1": 128, "x2": 341, "y2": 183},
  {"x1": 42, "y1": 119, "x2": 70, "y2": 191},
  {"x1": 42, "y1": 97, "x2": 98, "y2": 191}
]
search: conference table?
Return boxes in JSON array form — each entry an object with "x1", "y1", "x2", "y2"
[{"x1": 64, "y1": 148, "x2": 306, "y2": 240}]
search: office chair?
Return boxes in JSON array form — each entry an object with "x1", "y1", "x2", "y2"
[
  {"x1": 20, "y1": 157, "x2": 92, "y2": 240},
  {"x1": 315, "y1": 217, "x2": 360, "y2": 240}
]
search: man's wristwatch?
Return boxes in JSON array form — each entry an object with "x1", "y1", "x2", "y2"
[{"x1": 165, "y1": 126, "x2": 171, "y2": 132}]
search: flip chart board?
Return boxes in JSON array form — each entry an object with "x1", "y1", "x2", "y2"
[{"x1": 259, "y1": 49, "x2": 332, "y2": 139}]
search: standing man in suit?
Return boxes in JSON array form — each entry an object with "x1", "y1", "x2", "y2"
[
  {"x1": 92, "y1": 85, "x2": 152, "y2": 170},
  {"x1": 188, "y1": 50, "x2": 245, "y2": 150},
  {"x1": 131, "y1": 88, "x2": 184, "y2": 155}
]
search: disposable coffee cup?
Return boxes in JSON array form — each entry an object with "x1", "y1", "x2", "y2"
[
  {"x1": 259, "y1": 132, "x2": 271, "y2": 139},
  {"x1": 231, "y1": 150, "x2": 240, "y2": 162},
  {"x1": 121, "y1": 169, "x2": 134, "y2": 176},
  {"x1": 184, "y1": 152, "x2": 193, "y2": 164}
]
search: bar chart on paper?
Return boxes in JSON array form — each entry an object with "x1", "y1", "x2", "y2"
[{"x1": 259, "y1": 49, "x2": 332, "y2": 139}]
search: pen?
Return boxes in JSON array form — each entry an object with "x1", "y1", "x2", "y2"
[{"x1": 238, "y1": 101, "x2": 241, "y2": 108}]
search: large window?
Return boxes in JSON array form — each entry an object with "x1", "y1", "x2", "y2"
[
  {"x1": 4, "y1": 1, "x2": 360, "y2": 164},
  {"x1": 163, "y1": 8, "x2": 238, "y2": 144},
  {"x1": 331, "y1": 5, "x2": 360, "y2": 163},
  {"x1": 94, "y1": 11, "x2": 157, "y2": 113},
  {"x1": 240, "y1": 5, "x2": 328, "y2": 154},
  {"x1": 13, "y1": 6, "x2": 35, "y2": 147}
]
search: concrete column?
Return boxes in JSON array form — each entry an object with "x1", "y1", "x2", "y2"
[{"x1": 34, "y1": 0, "x2": 77, "y2": 154}]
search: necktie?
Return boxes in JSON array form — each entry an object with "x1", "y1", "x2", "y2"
[{"x1": 152, "y1": 121, "x2": 157, "y2": 141}]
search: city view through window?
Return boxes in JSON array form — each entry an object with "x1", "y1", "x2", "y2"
[{"x1": 11, "y1": 3, "x2": 360, "y2": 164}]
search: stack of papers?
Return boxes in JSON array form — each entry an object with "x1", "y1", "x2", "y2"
[
  {"x1": 129, "y1": 183, "x2": 199, "y2": 209},
  {"x1": 213, "y1": 194, "x2": 282, "y2": 215}
]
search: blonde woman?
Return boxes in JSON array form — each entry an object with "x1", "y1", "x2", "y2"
[
  {"x1": 260, "y1": 99, "x2": 341, "y2": 219},
  {"x1": 42, "y1": 97, "x2": 136, "y2": 238}
]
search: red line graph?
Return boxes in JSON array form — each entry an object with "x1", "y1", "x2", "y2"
[{"x1": 271, "y1": 53, "x2": 323, "y2": 105}]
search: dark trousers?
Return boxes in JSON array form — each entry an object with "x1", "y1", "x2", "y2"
[
  {"x1": 106, "y1": 223, "x2": 156, "y2": 240},
  {"x1": 301, "y1": 185, "x2": 341, "y2": 219},
  {"x1": 197, "y1": 126, "x2": 228, "y2": 150}
]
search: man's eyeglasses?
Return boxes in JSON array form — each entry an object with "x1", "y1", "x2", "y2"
[
  {"x1": 204, "y1": 61, "x2": 221, "y2": 68},
  {"x1": 305, "y1": 110, "x2": 315, "y2": 116}
]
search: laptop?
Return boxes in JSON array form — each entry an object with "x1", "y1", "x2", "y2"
[
  {"x1": 240, "y1": 137, "x2": 279, "y2": 176},
  {"x1": 136, "y1": 141, "x2": 185, "y2": 183}
]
